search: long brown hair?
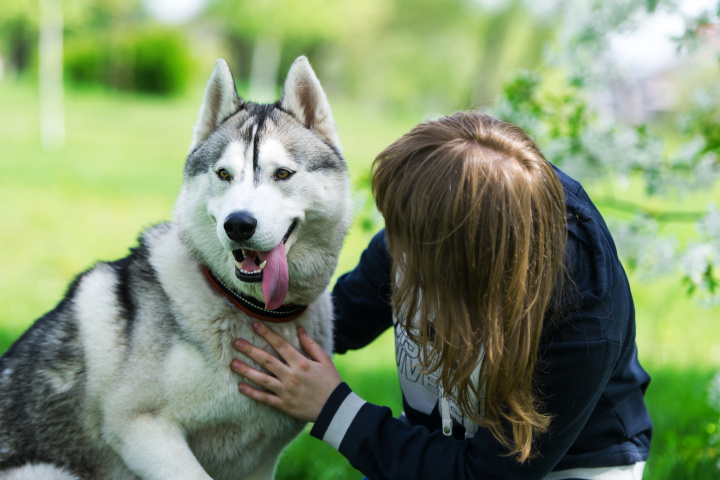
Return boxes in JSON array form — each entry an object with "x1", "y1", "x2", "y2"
[{"x1": 372, "y1": 111, "x2": 567, "y2": 461}]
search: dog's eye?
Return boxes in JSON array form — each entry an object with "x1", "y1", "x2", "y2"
[
  {"x1": 217, "y1": 169, "x2": 231, "y2": 181},
  {"x1": 274, "y1": 168, "x2": 293, "y2": 180}
]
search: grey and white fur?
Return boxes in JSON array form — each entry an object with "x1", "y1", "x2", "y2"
[{"x1": 0, "y1": 56, "x2": 351, "y2": 480}]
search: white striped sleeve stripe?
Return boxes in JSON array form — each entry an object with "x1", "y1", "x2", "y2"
[
  {"x1": 545, "y1": 462, "x2": 646, "y2": 480},
  {"x1": 322, "y1": 391, "x2": 367, "y2": 450}
]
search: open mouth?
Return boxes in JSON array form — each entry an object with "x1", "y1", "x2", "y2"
[{"x1": 231, "y1": 220, "x2": 297, "y2": 283}]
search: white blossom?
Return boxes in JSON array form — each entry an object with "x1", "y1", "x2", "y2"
[{"x1": 709, "y1": 371, "x2": 720, "y2": 413}]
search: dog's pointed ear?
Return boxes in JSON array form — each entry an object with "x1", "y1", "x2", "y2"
[
  {"x1": 192, "y1": 59, "x2": 242, "y2": 150},
  {"x1": 279, "y1": 56, "x2": 340, "y2": 149}
]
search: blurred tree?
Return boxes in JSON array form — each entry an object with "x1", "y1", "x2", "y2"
[
  {"x1": 356, "y1": 0, "x2": 556, "y2": 110},
  {"x1": 0, "y1": 1, "x2": 39, "y2": 75},
  {"x1": 62, "y1": 0, "x2": 194, "y2": 95},
  {"x1": 64, "y1": 25, "x2": 193, "y2": 95},
  {"x1": 494, "y1": 0, "x2": 720, "y2": 304},
  {"x1": 63, "y1": 0, "x2": 144, "y2": 31},
  {"x1": 202, "y1": 0, "x2": 555, "y2": 110},
  {"x1": 0, "y1": 0, "x2": 145, "y2": 76},
  {"x1": 39, "y1": 0, "x2": 65, "y2": 151},
  {"x1": 205, "y1": 0, "x2": 391, "y2": 98},
  {"x1": 343, "y1": 0, "x2": 720, "y2": 306}
]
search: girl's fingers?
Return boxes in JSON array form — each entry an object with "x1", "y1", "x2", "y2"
[
  {"x1": 250, "y1": 322, "x2": 302, "y2": 362},
  {"x1": 297, "y1": 327, "x2": 331, "y2": 363},
  {"x1": 231, "y1": 325, "x2": 342, "y2": 422},
  {"x1": 238, "y1": 383, "x2": 284, "y2": 409},
  {"x1": 233, "y1": 337, "x2": 286, "y2": 376},
  {"x1": 230, "y1": 359, "x2": 283, "y2": 392}
]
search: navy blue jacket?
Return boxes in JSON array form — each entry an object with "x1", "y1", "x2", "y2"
[{"x1": 311, "y1": 166, "x2": 652, "y2": 479}]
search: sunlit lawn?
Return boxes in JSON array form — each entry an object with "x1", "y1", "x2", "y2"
[{"x1": 1, "y1": 79, "x2": 719, "y2": 479}]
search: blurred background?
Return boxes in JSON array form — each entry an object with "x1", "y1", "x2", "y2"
[{"x1": 1, "y1": 0, "x2": 720, "y2": 478}]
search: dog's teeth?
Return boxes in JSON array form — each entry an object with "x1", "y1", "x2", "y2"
[
  {"x1": 259, "y1": 260, "x2": 267, "y2": 270},
  {"x1": 239, "y1": 268, "x2": 261, "y2": 275}
]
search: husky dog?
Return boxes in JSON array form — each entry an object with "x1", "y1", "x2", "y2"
[{"x1": 0, "y1": 56, "x2": 351, "y2": 480}]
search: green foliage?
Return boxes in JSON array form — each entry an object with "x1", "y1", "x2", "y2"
[
  {"x1": 491, "y1": 0, "x2": 720, "y2": 305},
  {"x1": 352, "y1": 173, "x2": 384, "y2": 235},
  {"x1": 497, "y1": 70, "x2": 595, "y2": 166},
  {"x1": 0, "y1": 1, "x2": 39, "y2": 73},
  {"x1": 644, "y1": 368, "x2": 720, "y2": 478},
  {"x1": 708, "y1": 421, "x2": 720, "y2": 472},
  {"x1": 132, "y1": 29, "x2": 193, "y2": 95},
  {"x1": 207, "y1": 0, "x2": 390, "y2": 44},
  {"x1": 0, "y1": 0, "x2": 147, "y2": 75},
  {"x1": 277, "y1": 435, "x2": 362, "y2": 480},
  {"x1": 63, "y1": 0, "x2": 144, "y2": 31},
  {"x1": 64, "y1": 27, "x2": 193, "y2": 95},
  {"x1": 204, "y1": 0, "x2": 555, "y2": 112}
]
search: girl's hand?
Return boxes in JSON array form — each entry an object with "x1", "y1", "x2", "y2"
[{"x1": 231, "y1": 322, "x2": 342, "y2": 423}]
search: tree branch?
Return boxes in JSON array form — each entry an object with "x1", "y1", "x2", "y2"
[{"x1": 594, "y1": 197, "x2": 707, "y2": 223}]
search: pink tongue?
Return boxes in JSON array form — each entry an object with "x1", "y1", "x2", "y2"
[
  {"x1": 261, "y1": 242, "x2": 289, "y2": 310},
  {"x1": 242, "y1": 254, "x2": 259, "y2": 272}
]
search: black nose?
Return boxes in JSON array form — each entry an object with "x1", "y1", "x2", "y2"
[{"x1": 224, "y1": 211, "x2": 257, "y2": 241}]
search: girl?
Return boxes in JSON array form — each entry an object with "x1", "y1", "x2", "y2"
[{"x1": 231, "y1": 112, "x2": 652, "y2": 479}]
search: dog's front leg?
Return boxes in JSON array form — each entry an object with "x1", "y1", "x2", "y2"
[{"x1": 107, "y1": 413, "x2": 212, "y2": 480}]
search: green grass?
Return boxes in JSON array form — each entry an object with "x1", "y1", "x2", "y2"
[
  {"x1": 1, "y1": 79, "x2": 719, "y2": 478},
  {"x1": 643, "y1": 368, "x2": 719, "y2": 479}
]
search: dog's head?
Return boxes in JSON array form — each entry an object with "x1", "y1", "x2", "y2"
[{"x1": 175, "y1": 57, "x2": 351, "y2": 310}]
